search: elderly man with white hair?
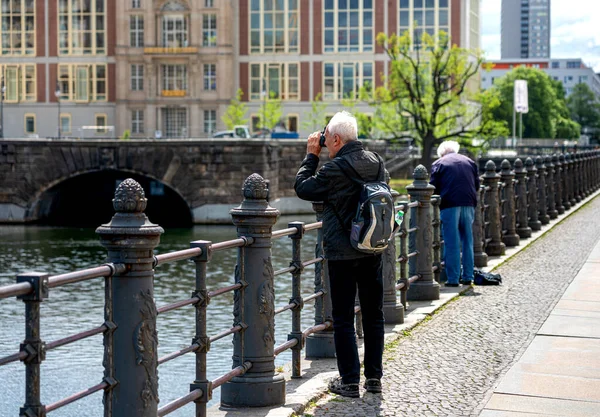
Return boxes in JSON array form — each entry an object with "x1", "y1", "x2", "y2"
[{"x1": 430, "y1": 140, "x2": 480, "y2": 287}]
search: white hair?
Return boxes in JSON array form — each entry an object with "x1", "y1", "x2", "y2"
[
  {"x1": 327, "y1": 111, "x2": 358, "y2": 143},
  {"x1": 437, "y1": 140, "x2": 460, "y2": 158}
]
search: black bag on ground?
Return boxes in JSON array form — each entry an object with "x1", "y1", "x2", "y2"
[{"x1": 473, "y1": 269, "x2": 502, "y2": 285}]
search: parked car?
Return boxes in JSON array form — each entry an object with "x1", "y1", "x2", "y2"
[{"x1": 212, "y1": 125, "x2": 251, "y2": 139}]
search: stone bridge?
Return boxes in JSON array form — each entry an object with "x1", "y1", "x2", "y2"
[{"x1": 0, "y1": 139, "x2": 389, "y2": 226}]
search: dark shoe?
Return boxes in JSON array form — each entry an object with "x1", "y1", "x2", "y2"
[
  {"x1": 459, "y1": 280, "x2": 473, "y2": 286},
  {"x1": 363, "y1": 378, "x2": 382, "y2": 393},
  {"x1": 328, "y1": 377, "x2": 359, "y2": 398},
  {"x1": 445, "y1": 282, "x2": 459, "y2": 287}
]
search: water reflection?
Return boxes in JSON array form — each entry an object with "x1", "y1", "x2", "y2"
[{"x1": 0, "y1": 215, "x2": 319, "y2": 416}]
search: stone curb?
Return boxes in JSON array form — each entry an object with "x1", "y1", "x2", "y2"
[{"x1": 207, "y1": 188, "x2": 600, "y2": 417}]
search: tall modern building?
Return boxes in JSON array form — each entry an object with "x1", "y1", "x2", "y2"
[
  {"x1": 501, "y1": 0, "x2": 550, "y2": 59},
  {"x1": 0, "y1": 0, "x2": 117, "y2": 139}
]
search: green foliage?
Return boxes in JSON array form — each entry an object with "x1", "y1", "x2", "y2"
[
  {"x1": 120, "y1": 129, "x2": 131, "y2": 140},
  {"x1": 301, "y1": 93, "x2": 328, "y2": 133},
  {"x1": 257, "y1": 91, "x2": 283, "y2": 131},
  {"x1": 490, "y1": 67, "x2": 580, "y2": 139},
  {"x1": 340, "y1": 96, "x2": 373, "y2": 139},
  {"x1": 366, "y1": 30, "x2": 506, "y2": 167},
  {"x1": 222, "y1": 89, "x2": 249, "y2": 129},
  {"x1": 567, "y1": 83, "x2": 600, "y2": 139}
]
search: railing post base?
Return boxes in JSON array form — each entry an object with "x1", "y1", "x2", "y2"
[
  {"x1": 221, "y1": 376, "x2": 286, "y2": 408},
  {"x1": 306, "y1": 333, "x2": 337, "y2": 358}
]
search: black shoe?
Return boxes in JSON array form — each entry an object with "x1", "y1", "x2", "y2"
[
  {"x1": 363, "y1": 378, "x2": 382, "y2": 393},
  {"x1": 328, "y1": 377, "x2": 359, "y2": 398},
  {"x1": 445, "y1": 282, "x2": 459, "y2": 287},
  {"x1": 459, "y1": 280, "x2": 473, "y2": 286}
]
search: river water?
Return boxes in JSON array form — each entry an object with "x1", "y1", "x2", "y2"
[{"x1": 0, "y1": 215, "x2": 319, "y2": 416}]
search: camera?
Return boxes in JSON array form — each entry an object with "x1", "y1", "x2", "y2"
[{"x1": 319, "y1": 127, "x2": 326, "y2": 147}]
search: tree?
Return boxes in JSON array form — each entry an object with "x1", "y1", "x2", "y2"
[
  {"x1": 372, "y1": 30, "x2": 507, "y2": 168},
  {"x1": 257, "y1": 92, "x2": 283, "y2": 132},
  {"x1": 302, "y1": 93, "x2": 328, "y2": 133},
  {"x1": 222, "y1": 88, "x2": 249, "y2": 129},
  {"x1": 490, "y1": 67, "x2": 579, "y2": 140},
  {"x1": 567, "y1": 83, "x2": 600, "y2": 139}
]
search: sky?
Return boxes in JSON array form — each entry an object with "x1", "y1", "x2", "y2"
[{"x1": 481, "y1": 0, "x2": 600, "y2": 72}]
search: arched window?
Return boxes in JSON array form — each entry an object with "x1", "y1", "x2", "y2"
[{"x1": 159, "y1": 1, "x2": 189, "y2": 47}]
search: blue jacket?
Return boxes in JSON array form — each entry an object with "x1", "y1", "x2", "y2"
[{"x1": 430, "y1": 153, "x2": 480, "y2": 210}]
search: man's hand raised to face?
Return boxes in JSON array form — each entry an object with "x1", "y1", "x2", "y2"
[{"x1": 307, "y1": 131, "x2": 322, "y2": 156}]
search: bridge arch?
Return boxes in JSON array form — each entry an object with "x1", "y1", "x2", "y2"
[{"x1": 29, "y1": 169, "x2": 193, "y2": 228}]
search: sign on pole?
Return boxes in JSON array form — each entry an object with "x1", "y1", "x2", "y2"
[{"x1": 514, "y1": 79, "x2": 529, "y2": 114}]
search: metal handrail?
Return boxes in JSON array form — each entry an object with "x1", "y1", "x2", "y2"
[{"x1": 45, "y1": 381, "x2": 109, "y2": 413}]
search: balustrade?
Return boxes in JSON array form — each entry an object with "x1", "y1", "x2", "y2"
[{"x1": 1, "y1": 152, "x2": 599, "y2": 416}]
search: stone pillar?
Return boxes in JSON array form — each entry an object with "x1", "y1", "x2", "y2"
[
  {"x1": 473, "y1": 185, "x2": 488, "y2": 267},
  {"x1": 561, "y1": 154, "x2": 571, "y2": 210},
  {"x1": 514, "y1": 158, "x2": 531, "y2": 238},
  {"x1": 222, "y1": 174, "x2": 285, "y2": 407},
  {"x1": 305, "y1": 202, "x2": 336, "y2": 358},
  {"x1": 525, "y1": 157, "x2": 542, "y2": 231},
  {"x1": 96, "y1": 179, "x2": 164, "y2": 417},
  {"x1": 406, "y1": 165, "x2": 439, "y2": 301},
  {"x1": 535, "y1": 156, "x2": 549, "y2": 225},
  {"x1": 554, "y1": 154, "x2": 565, "y2": 214},
  {"x1": 500, "y1": 160, "x2": 520, "y2": 246},
  {"x1": 482, "y1": 160, "x2": 505, "y2": 256},
  {"x1": 545, "y1": 155, "x2": 558, "y2": 219}
]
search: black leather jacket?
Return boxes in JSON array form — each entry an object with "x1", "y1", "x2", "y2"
[{"x1": 294, "y1": 141, "x2": 382, "y2": 260}]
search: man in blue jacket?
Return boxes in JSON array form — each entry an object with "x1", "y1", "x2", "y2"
[
  {"x1": 430, "y1": 141, "x2": 480, "y2": 287},
  {"x1": 294, "y1": 111, "x2": 384, "y2": 398}
]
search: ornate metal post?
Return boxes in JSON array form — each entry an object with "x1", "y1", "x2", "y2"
[
  {"x1": 288, "y1": 221, "x2": 305, "y2": 378},
  {"x1": 566, "y1": 153, "x2": 577, "y2": 207},
  {"x1": 190, "y1": 240, "x2": 212, "y2": 416},
  {"x1": 514, "y1": 158, "x2": 531, "y2": 238},
  {"x1": 96, "y1": 179, "x2": 164, "y2": 417},
  {"x1": 431, "y1": 196, "x2": 442, "y2": 283},
  {"x1": 545, "y1": 155, "x2": 557, "y2": 219},
  {"x1": 573, "y1": 152, "x2": 582, "y2": 203},
  {"x1": 473, "y1": 185, "x2": 488, "y2": 267},
  {"x1": 554, "y1": 154, "x2": 565, "y2": 214},
  {"x1": 535, "y1": 156, "x2": 549, "y2": 225},
  {"x1": 382, "y1": 190, "x2": 404, "y2": 324},
  {"x1": 406, "y1": 165, "x2": 439, "y2": 301},
  {"x1": 305, "y1": 202, "x2": 336, "y2": 358},
  {"x1": 482, "y1": 161, "x2": 505, "y2": 256},
  {"x1": 584, "y1": 151, "x2": 591, "y2": 196},
  {"x1": 500, "y1": 160, "x2": 520, "y2": 246},
  {"x1": 561, "y1": 154, "x2": 571, "y2": 210},
  {"x1": 17, "y1": 272, "x2": 49, "y2": 417},
  {"x1": 525, "y1": 157, "x2": 541, "y2": 231},
  {"x1": 397, "y1": 199, "x2": 410, "y2": 309},
  {"x1": 222, "y1": 174, "x2": 285, "y2": 407}
]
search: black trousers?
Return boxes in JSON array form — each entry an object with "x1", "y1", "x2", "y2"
[{"x1": 328, "y1": 255, "x2": 384, "y2": 384}]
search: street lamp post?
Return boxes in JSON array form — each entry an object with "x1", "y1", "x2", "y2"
[
  {"x1": 55, "y1": 81, "x2": 61, "y2": 139},
  {"x1": 1, "y1": 78, "x2": 5, "y2": 139}
]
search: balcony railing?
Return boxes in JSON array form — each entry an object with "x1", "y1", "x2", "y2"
[
  {"x1": 144, "y1": 47, "x2": 198, "y2": 54},
  {"x1": 161, "y1": 90, "x2": 186, "y2": 97}
]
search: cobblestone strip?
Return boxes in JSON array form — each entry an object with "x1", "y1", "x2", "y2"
[{"x1": 302, "y1": 197, "x2": 600, "y2": 417}]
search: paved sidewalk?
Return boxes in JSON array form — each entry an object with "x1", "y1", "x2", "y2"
[{"x1": 480, "y1": 239, "x2": 600, "y2": 416}]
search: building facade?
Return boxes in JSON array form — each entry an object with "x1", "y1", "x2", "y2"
[
  {"x1": 115, "y1": 0, "x2": 235, "y2": 139},
  {"x1": 480, "y1": 58, "x2": 600, "y2": 98},
  {"x1": 501, "y1": 0, "x2": 550, "y2": 59},
  {"x1": 0, "y1": 0, "x2": 116, "y2": 138}
]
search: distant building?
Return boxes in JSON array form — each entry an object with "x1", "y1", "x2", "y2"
[
  {"x1": 501, "y1": 0, "x2": 550, "y2": 59},
  {"x1": 480, "y1": 58, "x2": 600, "y2": 98},
  {"x1": 0, "y1": 0, "x2": 116, "y2": 138}
]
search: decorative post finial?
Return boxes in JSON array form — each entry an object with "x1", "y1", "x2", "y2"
[{"x1": 113, "y1": 178, "x2": 148, "y2": 213}]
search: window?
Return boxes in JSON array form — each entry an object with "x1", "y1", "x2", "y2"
[
  {"x1": 323, "y1": 62, "x2": 373, "y2": 100},
  {"x1": 324, "y1": 0, "x2": 373, "y2": 52},
  {"x1": 162, "y1": 65, "x2": 187, "y2": 93},
  {"x1": 58, "y1": 64, "x2": 107, "y2": 102},
  {"x1": 566, "y1": 61, "x2": 580, "y2": 69},
  {"x1": 0, "y1": 0, "x2": 35, "y2": 55},
  {"x1": 202, "y1": 14, "x2": 217, "y2": 46},
  {"x1": 24, "y1": 114, "x2": 35, "y2": 134},
  {"x1": 287, "y1": 115, "x2": 298, "y2": 132},
  {"x1": 399, "y1": 0, "x2": 449, "y2": 49},
  {"x1": 162, "y1": 15, "x2": 187, "y2": 47},
  {"x1": 58, "y1": 0, "x2": 106, "y2": 55},
  {"x1": 205, "y1": 0, "x2": 214, "y2": 7},
  {"x1": 95, "y1": 114, "x2": 107, "y2": 134},
  {"x1": 131, "y1": 64, "x2": 144, "y2": 91},
  {"x1": 249, "y1": 63, "x2": 299, "y2": 100},
  {"x1": 132, "y1": 0, "x2": 141, "y2": 8},
  {"x1": 60, "y1": 114, "x2": 71, "y2": 134},
  {"x1": 204, "y1": 110, "x2": 216, "y2": 134},
  {"x1": 204, "y1": 64, "x2": 216, "y2": 91},
  {"x1": 250, "y1": 0, "x2": 299, "y2": 53},
  {"x1": 130, "y1": 15, "x2": 144, "y2": 47},
  {"x1": 551, "y1": 61, "x2": 559, "y2": 69},
  {"x1": 0, "y1": 64, "x2": 36, "y2": 102},
  {"x1": 132, "y1": 110, "x2": 144, "y2": 133}
]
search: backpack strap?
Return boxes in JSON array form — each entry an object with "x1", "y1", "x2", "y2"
[{"x1": 332, "y1": 152, "x2": 384, "y2": 185}]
